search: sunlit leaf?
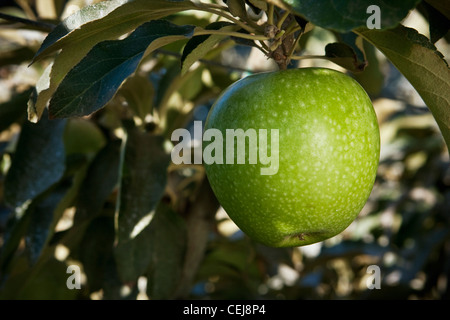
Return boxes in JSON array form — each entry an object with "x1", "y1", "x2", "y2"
[
  {"x1": 31, "y1": 0, "x2": 198, "y2": 120},
  {"x1": 181, "y1": 22, "x2": 236, "y2": 75},
  {"x1": 33, "y1": 0, "x2": 128, "y2": 61},
  {"x1": 33, "y1": 0, "x2": 196, "y2": 61}
]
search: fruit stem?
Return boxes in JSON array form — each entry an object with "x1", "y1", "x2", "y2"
[
  {"x1": 289, "y1": 54, "x2": 327, "y2": 60},
  {"x1": 267, "y1": 3, "x2": 275, "y2": 25}
]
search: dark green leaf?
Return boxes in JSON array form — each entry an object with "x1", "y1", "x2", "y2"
[
  {"x1": 9, "y1": 259, "x2": 79, "y2": 299},
  {"x1": 80, "y1": 217, "x2": 116, "y2": 293},
  {"x1": 4, "y1": 111, "x2": 66, "y2": 208},
  {"x1": 48, "y1": 20, "x2": 195, "y2": 119},
  {"x1": 0, "y1": 207, "x2": 31, "y2": 278},
  {"x1": 116, "y1": 128, "x2": 170, "y2": 243},
  {"x1": 154, "y1": 61, "x2": 182, "y2": 110},
  {"x1": 419, "y1": 1, "x2": 450, "y2": 44},
  {"x1": 74, "y1": 140, "x2": 121, "y2": 224},
  {"x1": 146, "y1": 202, "x2": 187, "y2": 299},
  {"x1": 113, "y1": 127, "x2": 172, "y2": 283},
  {"x1": 24, "y1": 186, "x2": 68, "y2": 265},
  {"x1": 114, "y1": 201, "x2": 187, "y2": 296},
  {"x1": 283, "y1": 0, "x2": 420, "y2": 32},
  {"x1": 425, "y1": 0, "x2": 450, "y2": 20}
]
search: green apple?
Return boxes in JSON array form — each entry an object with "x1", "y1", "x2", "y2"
[{"x1": 203, "y1": 67, "x2": 380, "y2": 247}]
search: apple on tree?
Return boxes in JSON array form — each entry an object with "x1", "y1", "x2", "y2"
[{"x1": 203, "y1": 67, "x2": 380, "y2": 247}]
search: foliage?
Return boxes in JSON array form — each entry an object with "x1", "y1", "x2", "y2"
[{"x1": 0, "y1": 0, "x2": 449, "y2": 300}]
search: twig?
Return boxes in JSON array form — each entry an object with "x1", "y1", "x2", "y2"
[
  {"x1": 289, "y1": 54, "x2": 326, "y2": 60},
  {"x1": 0, "y1": 12, "x2": 56, "y2": 32}
]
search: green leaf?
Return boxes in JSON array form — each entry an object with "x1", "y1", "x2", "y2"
[
  {"x1": 33, "y1": 0, "x2": 197, "y2": 62},
  {"x1": 118, "y1": 74, "x2": 154, "y2": 121},
  {"x1": 0, "y1": 207, "x2": 31, "y2": 278},
  {"x1": 145, "y1": 202, "x2": 187, "y2": 299},
  {"x1": 419, "y1": 1, "x2": 450, "y2": 44},
  {"x1": 114, "y1": 127, "x2": 172, "y2": 283},
  {"x1": 4, "y1": 111, "x2": 66, "y2": 208},
  {"x1": 425, "y1": 0, "x2": 450, "y2": 20},
  {"x1": 181, "y1": 21, "x2": 236, "y2": 75},
  {"x1": 31, "y1": 0, "x2": 198, "y2": 120},
  {"x1": 24, "y1": 186, "x2": 68, "y2": 265},
  {"x1": 10, "y1": 258, "x2": 79, "y2": 299},
  {"x1": 32, "y1": 0, "x2": 128, "y2": 61},
  {"x1": 226, "y1": 0, "x2": 248, "y2": 19},
  {"x1": 48, "y1": 20, "x2": 195, "y2": 119},
  {"x1": 114, "y1": 201, "x2": 187, "y2": 296},
  {"x1": 74, "y1": 140, "x2": 121, "y2": 224},
  {"x1": 63, "y1": 118, "x2": 106, "y2": 155},
  {"x1": 356, "y1": 25, "x2": 450, "y2": 152},
  {"x1": 324, "y1": 41, "x2": 367, "y2": 72},
  {"x1": 283, "y1": 0, "x2": 421, "y2": 32},
  {"x1": 116, "y1": 127, "x2": 170, "y2": 243},
  {"x1": 80, "y1": 216, "x2": 116, "y2": 293},
  {"x1": 27, "y1": 64, "x2": 51, "y2": 122}
]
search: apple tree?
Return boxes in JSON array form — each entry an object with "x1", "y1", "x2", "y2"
[{"x1": 0, "y1": 0, "x2": 449, "y2": 299}]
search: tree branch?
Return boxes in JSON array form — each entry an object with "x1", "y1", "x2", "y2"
[{"x1": 0, "y1": 13, "x2": 56, "y2": 32}]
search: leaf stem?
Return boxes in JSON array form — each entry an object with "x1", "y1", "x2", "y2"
[
  {"x1": 194, "y1": 28, "x2": 269, "y2": 41},
  {"x1": 286, "y1": 29, "x2": 303, "y2": 60},
  {"x1": 192, "y1": 2, "x2": 257, "y2": 34},
  {"x1": 267, "y1": 3, "x2": 274, "y2": 25},
  {"x1": 285, "y1": 24, "x2": 301, "y2": 37},
  {"x1": 276, "y1": 10, "x2": 290, "y2": 30},
  {"x1": 289, "y1": 54, "x2": 327, "y2": 60}
]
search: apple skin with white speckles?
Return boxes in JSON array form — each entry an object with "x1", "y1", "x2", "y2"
[{"x1": 203, "y1": 68, "x2": 380, "y2": 247}]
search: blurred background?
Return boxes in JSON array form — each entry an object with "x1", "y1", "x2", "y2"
[{"x1": 0, "y1": 0, "x2": 449, "y2": 299}]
